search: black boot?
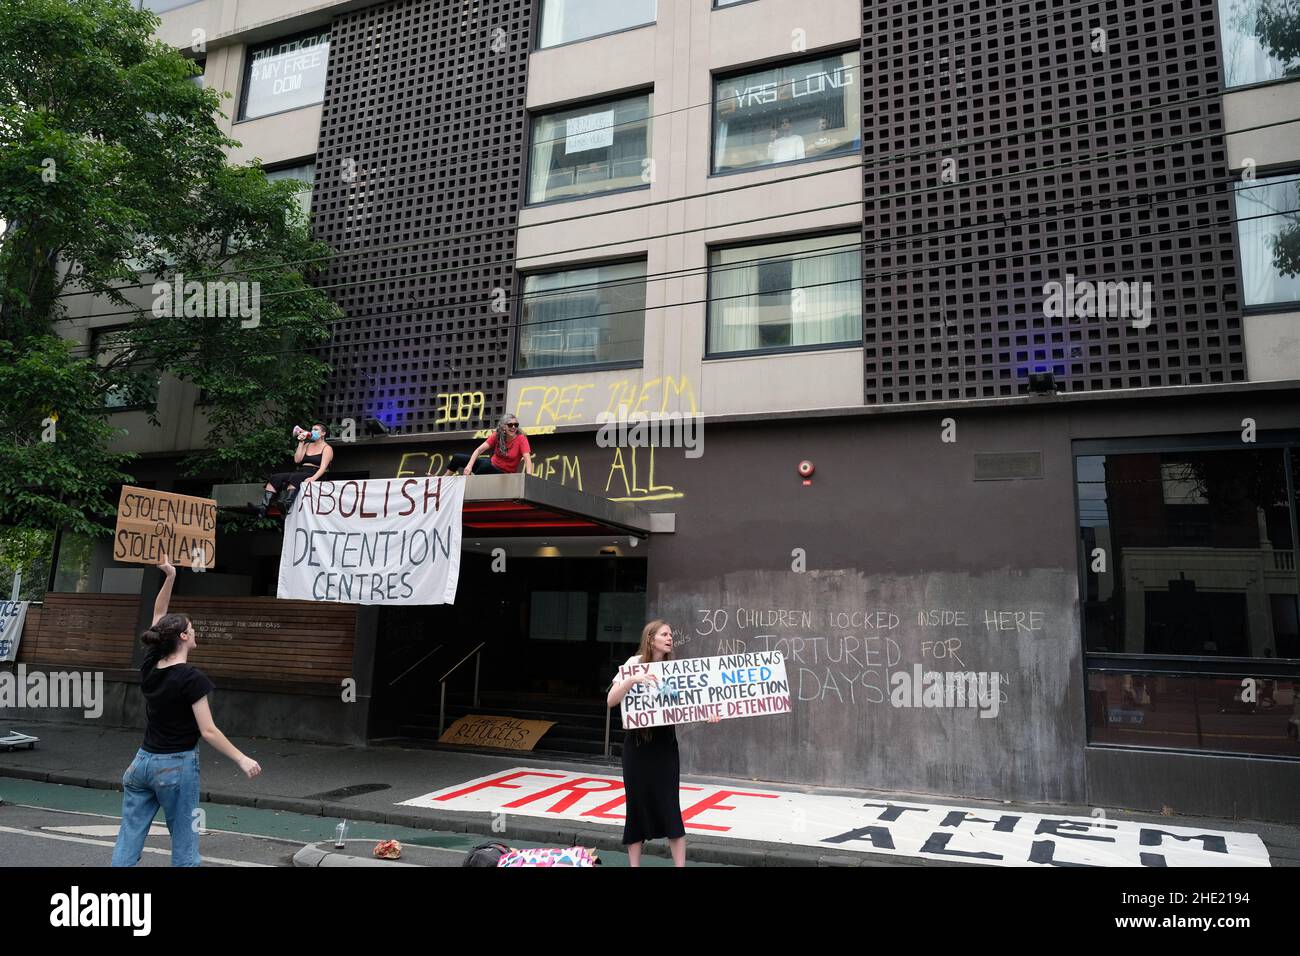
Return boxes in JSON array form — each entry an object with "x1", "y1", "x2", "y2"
[
  {"x1": 255, "y1": 489, "x2": 275, "y2": 517},
  {"x1": 278, "y1": 484, "x2": 298, "y2": 513}
]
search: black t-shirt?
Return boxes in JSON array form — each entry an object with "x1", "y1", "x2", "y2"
[{"x1": 140, "y1": 646, "x2": 216, "y2": 754}]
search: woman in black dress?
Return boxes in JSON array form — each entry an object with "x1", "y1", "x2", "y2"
[{"x1": 607, "y1": 619, "x2": 717, "y2": 867}]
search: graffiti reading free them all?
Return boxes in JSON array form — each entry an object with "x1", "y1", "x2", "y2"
[{"x1": 395, "y1": 375, "x2": 696, "y2": 503}]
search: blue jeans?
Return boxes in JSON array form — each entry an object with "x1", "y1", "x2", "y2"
[{"x1": 111, "y1": 748, "x2": 202, "y2": 867}]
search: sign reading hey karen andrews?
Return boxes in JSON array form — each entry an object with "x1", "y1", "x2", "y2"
[
  {"x1": 619, "y1": 651, "x2": 791, "y2": 729},
  {"x1": 401, "y1": 769, "x2": 1271, "y2": 868},
  {"x1": 0, "y1": 601, "x2": 30, "y2": 663},
  {"x1": 114, "y1": 487, "x2": 217, "y2": 569},
  {"x1": 276, "y1": 477, "x2": 464, "y2": 605}
]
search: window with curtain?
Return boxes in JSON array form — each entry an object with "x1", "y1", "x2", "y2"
[
  {"x1": 517, "y1": 260, "x2": 647, "y2": 372},
  {"x1": 1235, "y1": 173, "x2": 1300, "y2": 308},
  {"x1": 239, "y1": 29, "x2": 330, "y2": 121},
  {"x1": 1219, "y1": 0, "x2": 1300, "y2": 88},
  {"x1": 537, "y1": 0, "x2": 656, "y2": 48},
  {"x1": 707, "y1": 233, "x2": 862, "y2": 356},
  {"x1": 528, "y1": 93, "x2": 651, "y2": 204},
  {"x1": 712, "y1": 50, "x2": 861, "y2": 173}
]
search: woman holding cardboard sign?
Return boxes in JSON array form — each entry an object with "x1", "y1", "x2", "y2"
[
  {"x1": 607, "y1": 620, "x2": 719, "y2": 867},
  {"x1": 111, "y1": 558, "x2": 262, "y2": 867}
]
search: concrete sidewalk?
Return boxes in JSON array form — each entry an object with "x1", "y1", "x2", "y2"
[{"x1": 0, "y1": 723, "x2": 1296, "y2": 867}]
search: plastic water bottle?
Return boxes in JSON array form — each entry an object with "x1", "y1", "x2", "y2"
[{"x1": 334, "y1": 820, "x2": 349, "y2": 848}]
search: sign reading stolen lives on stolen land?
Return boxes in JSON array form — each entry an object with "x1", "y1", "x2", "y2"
[
  {"x1": 114, "y1": 487, "x2": 217, "y2": 569},
  {"x1": 439, "y1": 715, "x2": 557, "y2": 752},
  {"x1": 619, "y1": 650, "x2": 791, "y2": 729},
  {"x1": 0, "y1": 600, "x2": 29, "y2": 663},
  {"x1": 276, "y1": 477, "x2": 464, "y2": 605}
]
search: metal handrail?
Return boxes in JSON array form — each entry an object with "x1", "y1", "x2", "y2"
[
  {"x1": 387, "y1": 644, "x2": 443, "y2": 687},
  {"x1": 438, "y1": 641, "x2": 486, "y2": 737}
]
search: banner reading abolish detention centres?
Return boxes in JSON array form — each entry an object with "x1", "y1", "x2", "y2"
[
  {"x1": 619, "y1": 651, "x2": 792, "y2": 729},
  {"x1": 276, "y1": 476, "x2": 465, "y2": 605}
]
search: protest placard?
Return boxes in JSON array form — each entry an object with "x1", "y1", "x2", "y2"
[
  {"x1": 276, "y1": 476, "x2": 464, "y2": 605},
  {"x1": 0, "y1": 600, "x2": 29, "y2": 663},
  {"x1": 618, "y1": 650, "x2": 791, "y2": 729},
  {"x1": 439, "y1": 715, "x2": 557, "y2": 752},
  {"x1": 113, "y1": 487, "x2": 217, "y2": 569}
]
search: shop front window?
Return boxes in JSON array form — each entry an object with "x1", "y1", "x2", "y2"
[
  {"x1": 1077, "y1": 445, "x2": 1300, "y2": 758},
  {"x1": 712, "y1": 51, "x2": 861, "y2": 174},
  {"x1": 1235, "y1": 173, "x2": 1300, "y2": 308}
]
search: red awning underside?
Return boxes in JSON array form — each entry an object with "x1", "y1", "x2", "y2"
[{"x1": 460, "y1": 500, "x2": 618, "y2": 536}]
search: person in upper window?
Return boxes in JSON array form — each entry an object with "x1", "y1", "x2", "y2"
[
  {"x1": 447, "y1": 414, "x2": 534, "y2": 476},
  {"x1": 767, "y1": 117, "x2": 806, "y2": 163}
]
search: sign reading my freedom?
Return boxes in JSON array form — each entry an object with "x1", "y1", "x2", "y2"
[
  {"x1": 619, "y1": 651, "x2": 792, "y2": 729},
  {"x1": 276, "y1": 476, "x2": 464, "y2": 605}
]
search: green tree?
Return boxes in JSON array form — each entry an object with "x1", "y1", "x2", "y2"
[{"x1": 0, "y1": 0, "x2": 338, "y2": 537}]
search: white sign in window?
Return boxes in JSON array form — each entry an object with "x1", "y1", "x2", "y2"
[{"x1": 565, "y1": 110, "x2": 615, "y2": 153}]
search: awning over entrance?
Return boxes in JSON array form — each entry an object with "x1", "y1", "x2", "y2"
[
  {"x1": 209, "y1": 474, "x2": 657, "y2": 539},
  {"x1": 462, "y1": 473, "x2": 654, "y2": 538}
]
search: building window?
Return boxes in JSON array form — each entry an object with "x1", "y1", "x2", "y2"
[
  {"x1": 265, "y1": 162, "x2": 316, "y2": 222},
  {"x1": 714, "y1": 0, "x2": 752, "y2": 6},
  {"x1": 1220, "y1": 0, "x2": 1300, "y2": 88},
  {"x1": 187, "y1": 57, "x2": 206, "y2": 88},
  {"x1": 1076, "y1": 446, "x2": 1300, "y2": 758},
  {"x1": 537, "y1": 0, "x2": 656, "y2": 48},
  {"x1": 707, "y1": 232, "x2": 861, "y2": 356},
  {"x1": 517, "y1": 260, "x2": 647, "y2": 373},
  {"x1": 139, "y1": 0, "x2": 202, "y2": 11},
  {"x1": 239, "y1": 29, "x2": 330, "y2": 122},
  {"x1": 527, "y1": 93, "x2": 651, "y2": 205},
  {"x1": 712, "y1": 50, "x2": 861, "y2": 174},
  {"x1": 1235, "y1": 173, "x2": 1300, "y2": 308},
  {"x1": 91, "y1": 327, "x2": 143, "y2": 409}
]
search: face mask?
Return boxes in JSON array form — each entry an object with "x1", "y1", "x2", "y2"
[{"x1": 311, "y1": 429, "x2": 322, "y2": 441}]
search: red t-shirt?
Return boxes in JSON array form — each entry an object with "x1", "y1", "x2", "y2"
[{"x1": 486, "y1": 432, "x2": 531, "y2": 473}]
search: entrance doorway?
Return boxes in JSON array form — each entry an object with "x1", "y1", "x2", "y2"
[{"x1": 370, "y1": 541, "x2": 646, "y2": 756}]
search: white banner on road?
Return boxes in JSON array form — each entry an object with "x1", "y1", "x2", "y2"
[
  {"x1": 400, "y1": 768, "x2": 1271, "y2": 868},
  {"x1": 0, "y1": 600, "x2": 30, "y2": 663},
  {"x1": 276, "y1": 477, "x2": 464, "y2": 605},
  {"x1": 618, "y1": 651, "x2": 792, "y2": 729}
]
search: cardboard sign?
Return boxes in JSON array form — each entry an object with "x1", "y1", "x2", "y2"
[
  {"x1": 0, "y1": 600, "x2": 29, "y2": 663},
  {"x1": 276, "y1": 477, "x2": 464, "y2": 605},
  {"x1": 403, "y1": 768, "x2": 1271, "y2": 868},
  {"x1": 114, "y1": 487, "x2": 217, "y2": 570},
  {"x1": 438, "y1": 715, "x2": 556, "y2": 752},
  {"x1": 618, "y1": 651, "x2": 791, "y2": 729}
]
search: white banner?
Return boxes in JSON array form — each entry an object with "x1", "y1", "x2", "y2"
[
  {"x1": 401, "y1": 768, "x2": 1271, "y2": 868},
  {"x1": 619, "y1": 651, "x2": 791, "y2": 729},
  {"x1": 0, "y1": 600, "x2": 29, "y2": 663},
  {"x1": 276, "y1": 477, "x2": 464, "y2": 605},
  {"x1": 566, "y1": 110, "x2": 614, "y2": 152}
]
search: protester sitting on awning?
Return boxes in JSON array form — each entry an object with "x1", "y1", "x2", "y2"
[
  {"x1": 255, "y1": 423, "x2": 334, "y2": 516},
  {"x1": 448, "y1": 414, "x2": 534, "y2": 476}
]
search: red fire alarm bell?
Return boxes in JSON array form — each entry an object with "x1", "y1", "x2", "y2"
[{"x1": 798, "y1": 460, "x2": 814, "y2": 485}]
